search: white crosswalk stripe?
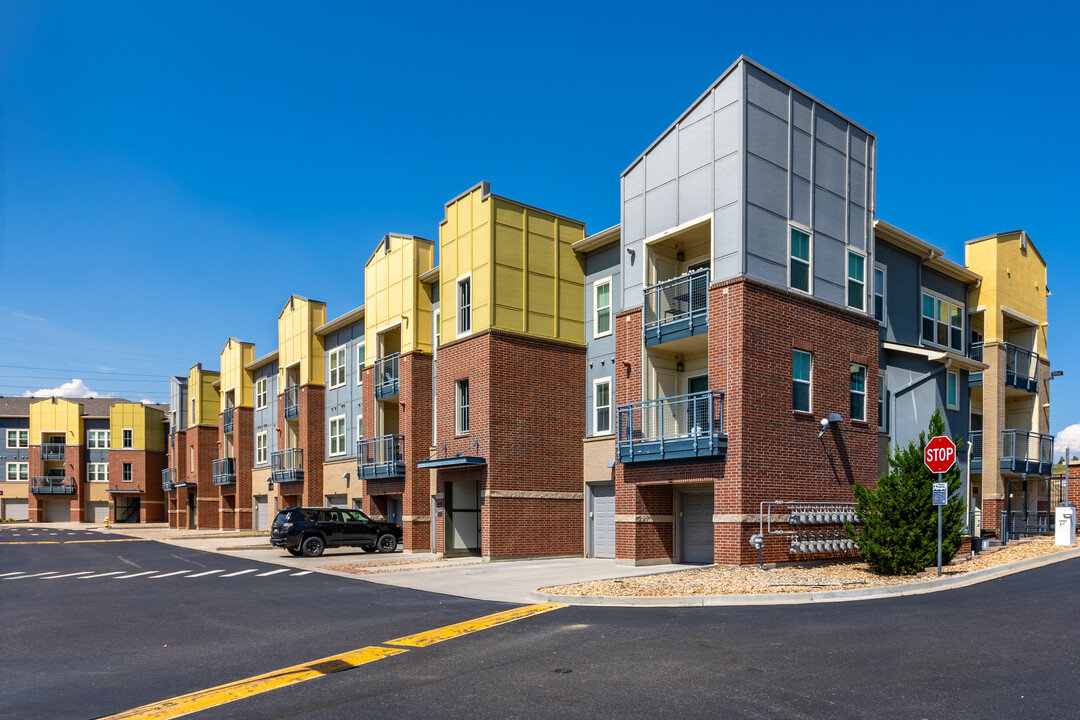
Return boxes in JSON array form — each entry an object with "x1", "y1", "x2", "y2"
[
  {"x1": 79, "y1": 571, "x2": 124, "y2": 579},
  {"x1": 186, "y1": 569, "x2": 226, "y2": 578},
  {"x1": 5, "y1": 571, "x2": 57, "y2": 580},
  {"x1": 43, "y1": 571, "x2": 94, "y2": 579},
  {"x1": 291, "y1": 571, "x2": 312, "y2": 576},
  {"x1": 0, "y1": 571, "x2": 27, "y2": 577},
  {"x1": 256, "y1": 569, "x2": 288, "y2": 577},
  {"x1": 114, "y1": 571, "x2": 156, "y2": 579},
  {"x1": 220, "y1": 569, "x2": 258, "y2": 578},
  {"x1": 150, "y1": 570, "x2": 192, "y2": 578}
]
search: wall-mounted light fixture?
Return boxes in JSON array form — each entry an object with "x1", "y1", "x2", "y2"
[
  {"x1": 676, "y1": 361, "x2": 685, "y2": 373},
  {"x1": 819, "y1": 412, "x2": 844, "y2": 439},
  {"x1": 626, "y1": 247, "x2": 635, "y2": 257},
  {"x1": 343, "y1": 471, "x2": 350, "y2": 488}
]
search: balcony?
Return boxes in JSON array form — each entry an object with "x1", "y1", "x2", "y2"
[
  {"x1": 284, "y1": 385, "x2": 299, "y2": 420},
  {"x1": 162, "y1": 468, "x2": 177, "y2": 491},
  {"x1": 212, "y1": 457, "x2": 236, "y2": 486},
  {"x1": 968, "y1": 343, "x2": 983, "y2": 386},
  {"x1": 969, "y1": 431, "x2": 982, "y2": 473},
  {"x1": 1000, "y1": 429, "x2": 1054, "y2": 477},
  {"x1": 271, "y1": 448, "x2": 304, "y2": 484},
  {"x1": 222, "y1": 407, "x2": 234, "y2": 434},
  {"x1": 375, "y1": 353, "x2": 400, "y2": 399},
  {"x1": 643, "y1": 269, "x2": 709, "y2": 347},
  {"x1": 1005, "y1": 342, "x2": 1039, "y2": 393},
  {"x1": 357, "y1": 434, "x2": 406, "y2": 480},
  {"x1": 31, "y1": 476, "x2": 75, "y2": 494},
  {"x1": 617, "y1": 390, "x2": 727, "y2": 464},
  {"x1": 40, "y1": 443, "x2": 66, "y2": 460}
]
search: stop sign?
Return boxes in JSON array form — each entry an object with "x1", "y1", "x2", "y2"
[{"x1": 924, "y1": 435, "x2": 957, "y2": 474}]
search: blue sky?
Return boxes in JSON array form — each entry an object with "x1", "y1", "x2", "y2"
[{"x1": 2, "y1": 1, "x2": 1078, "y2": 450}]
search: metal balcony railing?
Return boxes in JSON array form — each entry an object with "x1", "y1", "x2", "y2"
[
  {"x1": 969, "y1": 431, "x2": 983, "y2": 473},
  {"x1": 31, "y1": 476, "x2": 75, "y2": 494},
  {"x1": 40, "y1": 443, "x2": 66, "y2": 460},
  {"x1": 162, "y1": 468, "x2": 177, "y2": 492},
  {"x1": 643, "y1": 268, "x2": 709, "y2": 346},
  {"x1": 222, "y1": 407, "x2": 234, "y2": 434},
  {"x1": 1001, "y1": 510, "x2": 1052, "y2": 538},
  {"x1": 968, "y1": 342, "x2": 983, "y2": 385},
  {"x1": 212, "y1": 457, "x2": 236, "y2": 486},
  {"x1": 1005, "y1": 342, "x2": 1039, "y2": 393},
  {"x1": 270, "y1": 448, "x2": 304, "y2": 484},
  {"x1": 375, "y1": 353, "x2": 400, "y2": 399},
  {"x1": 617, "y1": 390, "x2": 726, "y2": 463},
  {"x1": 357, "y1": 434, "x2": 406, "y2": 480},
  {"x1": 284, "y1": 385, "x2": 300, "y2": 420},
  {"x1": 1000, "y1": 429, "x2": 1054, "y2": 476}
]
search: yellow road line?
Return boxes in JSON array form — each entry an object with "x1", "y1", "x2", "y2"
[
  {"x1": 64, "y1": 538, "x2": 153, "y2": 544},
  {"x1": 384, "y1": 602, "x2": 566, "y2": 648},
  {"x1": 100, "y1": 646, "x2": 406, "y2": 720},
  {"x1": 1, "y1": 541, "x2": 61, "y2": 545}
]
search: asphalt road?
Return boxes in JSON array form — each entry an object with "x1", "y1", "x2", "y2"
[{"x1": 2, "y1": 526, "x2": 1078, "y2": 720}]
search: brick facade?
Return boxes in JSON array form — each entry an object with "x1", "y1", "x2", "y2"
[
  {"x1": 108, "y1": 449, "x2": 166, "y2": 522},
  {"x1": 218, "y1": 406, "x2": 254, "y2": 529},
  {"x1": 274, "y1": 385, "x2": 324, "y2": 510},
  {"x1": 187, "y1": 425, "x2": 219, "y2": 529},
  {"x1": 27, "y1": 444, "x2": 85, "y2": 522}
]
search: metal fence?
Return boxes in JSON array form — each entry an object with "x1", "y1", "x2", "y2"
[
  {"x1": 271, "y1": 448, "x2": 304, "y2": 483},
  {"x1": 30, "y1": 476, "x2": 75, "y2": 494},
  {"x1": 283, "y1": 385, "x2": 300, "y2": 420},
  {"x1": 212, "y1": 457, "x2": 236, "y2": 485},
  {"x1": 618, "y1": 390, "x2": 723, "y2": 447},
  {"x1": 643, "y1": 268, "x2": 709, "y2": 334},
  {"x1": 375, "y1": 353, "x2": 400, "y2": 398},
  {"x1": 357, "y1": 434, "x2": 405, "y2": 477}
]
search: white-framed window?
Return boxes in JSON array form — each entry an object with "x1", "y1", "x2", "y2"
[
  {"x1": 122, "y1": 462, "x2": 133, "y2": 482},
  {"x1": 328, "y1": 346, "x2": 346, "y2": 388},
  {"x1": 921, "y1": 291, "x2": 964, "y2": 352},
  {"x1": 593, "y1": 378, "x2": 612, "y2": 435},
  {"x1": 878, "y1": 373, "x2": 886, "y2": 431},
  {"x1": 850, "y1": 364, "x2": 867, "y2": 422},
  {"x1": 793, "y1": 350, "x2": 812, "y2": 413},
  {"x1": 356, "y1": 341, "x2": 366, "y2": 384},
  {"x1": 255, "y1": 378, "x2": 268, "y2": 409},
  {"x1": 847, "y1": 250, "x2": 866, "y2": 311},
  {"x1": 256, "y1": 432, "x2": 268, "y2": 465},
  {"x1": 356, "y1": 414, "x2": 363, "y2": 441},
  {"x1": 457, "y1": 274, "x2": 472, "y2": 337},
  {"x1": 947, "y1": 370, "x2": 959, "y2": 410},
  {"x1": 6, "y1": 462, "x2": 29, "y2": 481},
  {"x1": 122, "y1": 429, "x2": 133, "y2": 449},
  {"x1": 88, "y1": 430, "x2": 111, "y2": 449},
  {"x1": 593, "y1": 277, "x2": 612, "y2": 338},
  {"x1": 329, "y1": 415, "x2": 347, "y2": 456},
  {"x1": 6, "y1": 429, "x2": 28, "y2": 448},
  {"x1": 434, "y1": 310, "x2": 441, "y2": 348},
  {"x1": 789, "y1": 227, "x2": 812, "y2": 293},
  {"x1": 87, "y1": 463, "x2": 109, "y2": 482},
  {"x1": 873, "y1": 264, "x2": 886, "y2": 324},
  {"x1": 456, "y1": 380, "x2": 470, "y2": 434}
]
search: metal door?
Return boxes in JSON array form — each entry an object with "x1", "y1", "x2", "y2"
[
  {"x1": 387, "y1": 496, "x2": 402, "y2": 525},
  {"x1": 589, "y1": 483, "x2": 615, "y2": 558},
  {"x1": 45, "y1": 500, "x2": 69, "y2": 523},
  {"x1": 87, "y1": 501, "x2": 109, "y2": 523},
  {"x1": 446, "y1": 478, "x2": 480, "y2": 554},
  {"x1": 254, "y1": 495, "x2": 269, "y2": 531},
  {"x1": 2, "y1": 499, "x2": 28, "y2": 521},
  {"x1": 677, "y1": 490, "x2": 713, "y2": 564},
  {"x1": 326, "y1": 494, "x2": 347, "y2": 509}
]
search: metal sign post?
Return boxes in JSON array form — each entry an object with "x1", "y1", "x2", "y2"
[
  {"x1": 925, "y1": 436, "x2": 956, "y2": 579},
  {"x1": 933, "y1": 478, "x2": 947, "y2": 576}
]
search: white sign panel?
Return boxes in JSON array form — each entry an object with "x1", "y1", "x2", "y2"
[{"x1": 932, "y1": 482, "x2": 948, "y2": 506}]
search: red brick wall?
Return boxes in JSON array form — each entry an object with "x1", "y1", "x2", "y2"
[
  {"x1": 188, "y1": 425, "x2": 220, "y2": 529},
  {"x1": 27, "y1": 444, "x2": 85, "y2": 521},
  {"x1": 108, "y1": 449, "x2": 167, "y2": 522},
  {"x1": 167, "y1": 429, "x2": 187, "y2": 528},
  {"x1": 218, "y1": 406, "x2": 254, "y2": 529},
  {"x1": 299, "y1": 384, "x2": 325, "y2": 507}
]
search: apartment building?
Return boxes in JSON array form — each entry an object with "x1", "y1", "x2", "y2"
[
  {"x1": 1, "y1": 398, "x2": 32, "y2": 521},
  {"x1": 165, "y1": 364, "x2": 219, "y2": 529}
]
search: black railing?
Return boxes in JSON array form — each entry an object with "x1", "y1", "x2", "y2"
[
  {"x1": 212, "y1": 457, "x2": 236, "y2": 485},
  {"x1": 271, "y1": 448, "x2": 304, "y2": 484},
  {"x1": 223, "y1": 407, "x2": 234, "y2": 434},
  {"x1": 31, "y1": 476, "x2": 76, "y2": 494},
  {"x1": 40, "y1": 443, "x2": 66, "y2": 460},
  {"x1": 1002, "y1": 510, "x2": 1052, "y2": 538},
  {"x1": 357, "y1": 434, "x2": 406, "y2": 479},
  {"x1": 375, "y1": 353, "x2": 400, "y2": 399},
  {"x1": 643, "y1": 269, "x2": 709, "y2": 346},
  {"x1": 284, "y1": 385, "x2": 300, "y2": 420},
  {"x1": 1000, "y1": 429, "x2": 1054, "y2": 476},
  {"x1": 617, "y1": 390, "x2": 726, "y2": 463},
  {"x1": 1005, "y1": 342, "x2": 1039, "y2": 393}
]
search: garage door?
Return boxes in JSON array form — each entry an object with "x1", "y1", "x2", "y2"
[
  {"x1": 2, "y1": 499, "x2": 28, "y2": 521},
  {"x1": 589, "y1": 483, "x2": 615, "y2": 558},
  {"x1": 45, "y1": 501, "x2": 70, "y2": 523},
  {"x1": 253, "y1": 495, "x2": 269, "y2": 531},
  {"x1": 87, "y1": 501, "x2": 109, "y2": 524},
  {"x1": 678, "y1": 491, "x2": 713, "y2": 564},
  {"x1": 326, "y1": 494, "x2": 347, "y2": 509}
]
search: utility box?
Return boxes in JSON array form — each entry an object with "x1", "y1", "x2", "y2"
[
  {"x1": 971, "y1": 508, "x2": 982, "y2": 538},
  {"x1": 1055, "y1": 506, "x2": 1076, "y2": 546}
]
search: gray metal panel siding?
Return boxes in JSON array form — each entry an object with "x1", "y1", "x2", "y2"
[
  {"x1": 83, "y1": 418, "x2": 109, "y2": 463},
  {"x1": 584, "y1": 243, "x2": 620, "y2": 437},
  {"x1": 874, "y1": 241, "x2": 920, "y2": 345},
  {"x1": 169, "y1": 377, "x2": 187, "y2": 431},
  {"x1": 324, "y1": 322, "x2": 365, "y2": 461},
  {"x1": 253, "y1": 362, "x2": 279, "y2": 466},
  {"x1": 1, "y1": 418, "x2": 30, "y2": 467},
  {"x1": 922, "y1": 268, "x2": 967, "y2": 305},
  {"x1": 885, "y1": 353, "x2": 969, "y2": 468}
]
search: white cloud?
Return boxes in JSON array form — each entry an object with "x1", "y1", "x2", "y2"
[
  {"x1": 23, "y1": 379, "x2": 102, "y2": 399},
  {"x1": 1054, "y1": 424, "x2": 1080, "y2": 461}
]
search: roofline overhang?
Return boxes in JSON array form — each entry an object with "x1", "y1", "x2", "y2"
[
  {"x1": 316, "y1": 305, "x2": 366, "y2": 336},
  {"x1": 245, "y1": 350, "x2": 279, "y2": 372},
  {"x1": 875, "y1": 220, "x2": 981, "y2": 284},
  {"x1": 418, "y1": 267, "x2": 440, "y2": 284},
  {"x1": 572, "y1": 224, "x2": 620, "y2": 253}
]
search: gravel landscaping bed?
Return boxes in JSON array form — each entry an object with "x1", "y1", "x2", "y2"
[{"x1": 541, "y1": 539, "x2": 1073, "y2": 597}]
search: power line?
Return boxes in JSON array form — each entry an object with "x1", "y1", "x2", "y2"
[{"x1": 0, "y1": 364, "x2": 168, "y2": 378}]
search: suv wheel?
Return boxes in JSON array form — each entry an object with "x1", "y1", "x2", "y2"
[
  {"x1": 301, "y1": 535, "x2": 325, "y2": 557},
  {"x1": 376, "y1": 533, "x2": 398, "y2": 553},
  {"x1": 286, "y1": 547, "x2": 302, "y2": 557}
]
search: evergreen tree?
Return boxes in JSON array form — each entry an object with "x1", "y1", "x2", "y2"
[{"x1": 845, "y1": 409, "x2": 966, "y2": 575}]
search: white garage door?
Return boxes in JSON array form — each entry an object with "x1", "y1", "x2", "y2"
[
  {"x1": 2, "y1": 499, "x2": 28, "y2": 521},
  {"x1": 45, "y1": 501, "x2": 70, "y2": 523},
  {"x1": 87, "y1": 501, "x2": 109, "y2": 523},
  {"x1": 678, "y1": 491, "x2": 713, "y2": 564},
  {"x1": 589, "y1": 483, "x2": 615, "y2": 559},
  {"x1": 326, "y1": 494, "x2": 347, "y2": 509},
  {"x1": 254, "y1": 495, "x2": 269, "y2": 531}
]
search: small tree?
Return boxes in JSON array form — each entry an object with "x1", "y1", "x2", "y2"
[{"x1": 845, "y1": 409, "x2": 965, "y2": 575}]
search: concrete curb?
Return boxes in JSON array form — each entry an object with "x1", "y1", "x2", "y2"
[{"x1": 529, "y1": 544, "x2": 1080, "y2": 607}]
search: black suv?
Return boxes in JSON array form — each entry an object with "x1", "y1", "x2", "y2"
[{"x1": 270, "y1": 507, "x2": 402, "y2": 557}]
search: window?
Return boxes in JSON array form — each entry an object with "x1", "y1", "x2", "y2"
[
  {"x1": 255, "y1": 378, "x2": 268, "y2": 409},
  {"x1": 921, "y1": 292, "x2": 964, "y2": 352},
  {"x1": 356, "y1": 341, "x2": 366, "y2": 384},
  {"x1": 256, "y1": 432, "x2": 268, "y2": 465},
  {"x1": 191, "y1": 398, "x2": 196, "y2": 423},
  {"x1": 356, "y1": 414, "x2": 363, "y2": 441},
  {"x1": 434, "y1": 311, "x2": 441, "y2": 348},
  {"x1": 6, "y1": 429, "x2": 28, "y2": 448},
  {"x1": 873, "y1": 265, "x2": 886, "y2": 324},
  {"x1": 329, "y1": 415, "x2": 346, "y2": 456},
  {"x1": 457, "y1": 275, "x2": 472, "y2": 336},
  {"x1": 456, "y1": 380, "x2": 470, "y2": 434},
  {"x1": 88, "y1": 463, "x2": 108, "y2": 482},
  {"x1": 593, "y1": 378, "x2": 612, "y2": 435},
  {"x1": 122, "y1": 463, "x2": 133, "y2": 482},
  {"x1": 850, "y1": 364, "x2": 867, "y2": 422},
  {"x1": 328, "y1": 346, "x2": 346, "y2": 388},
  {"x1": 87, "y1": 429, "x2": 110, "y2": 449},
  {"x1": 792, "y1": 350, "x2": 812, "y2": 413},
  {"x1": 789, "y1": 228, "x2": 811, "y2": 293},
  {"x1": 847, "y1": 251, "x2": 865, "y2": 310},
  {"x1": 947, "y1": 370, "x2": 959, "y2": 410},
  {"x1": 122, "y1": 429, "x2": 133, "y2": 449},
  {"x1": 6, "y1": 462, "x2": 29, "y2": 481},
  {"x1": 594, "y1": 278, "x2": 612, "y2": 338},
  {"x1": 878, "y1": 374, "x2": 886, "y2": 430}
]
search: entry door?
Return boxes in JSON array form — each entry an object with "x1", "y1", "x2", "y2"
[
  {"x1": 589, "y1": 483, "x2": 615, "y2": 558},
  {"x1": 686, "y1": 375, "x2": 709, "y2": 432},
  {"x1": 254, "y1": 495, "x2": 269, "y2": 531},
  {"x1": 677, "y1": 491, "x2": 713, "y2": 564},
  {"x1": 446, "y1": 478, "x2": 480, "y2": 554},
  {"x1": 652, "y1": 369, "x2": 680, "y2": 437},
  {"x1": 387, "y1": 496, "x2": 402, "y2": 525}
]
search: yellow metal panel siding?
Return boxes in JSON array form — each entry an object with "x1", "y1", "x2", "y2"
[
  {"x1": 966, "y1": 233, "x2": 1048, "y2": 355},
  {"x1": 188, "y1": 367, "x2": 221, "y2": 427},
  {"x1": 440, "y1": 187, "x2": 491, "y2": 338},
  {"x1": 557, "y1": 221, "x2": 586, "y2": 343},
  {"x1": 363, "y1": 235, "x2": 434, "y2": 357},
  {"x1": 278, "y1": 298, "x2": 326, "y2": 387},
  {"x1": 220, "y1": 340, "x2": 255, "y2": 409},
  {"x1": 110, "y1": 403, "x2": 167, "y2": 451},
  {"x1": 29, "y1": 399, "x2": 82, "y2": 445}
]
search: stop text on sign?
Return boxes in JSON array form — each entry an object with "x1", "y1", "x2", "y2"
[{"x1": 925, "y1": 447, "x2": 954, "y2": 462}]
